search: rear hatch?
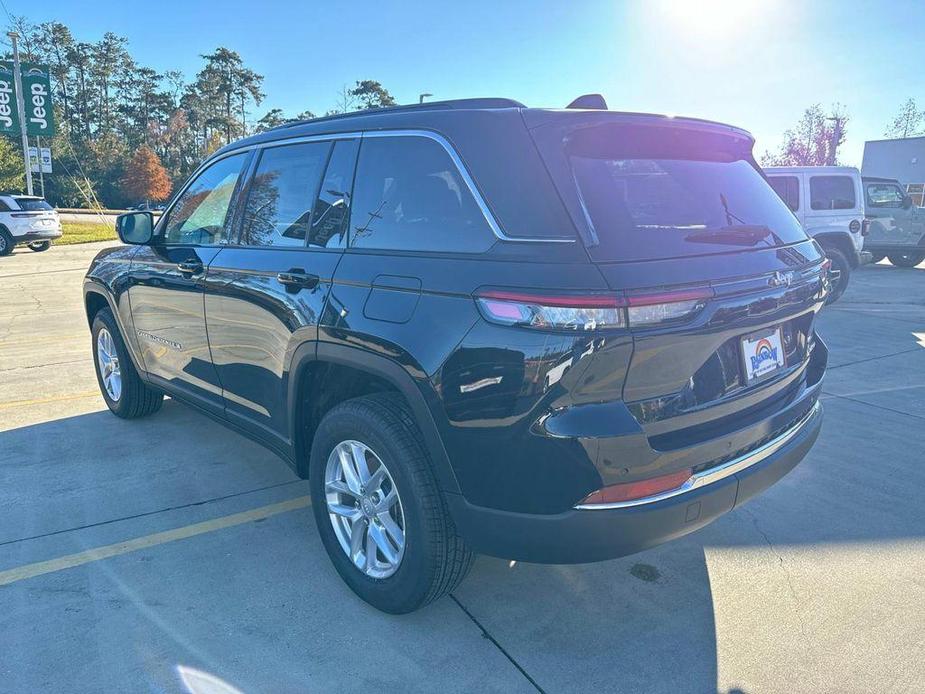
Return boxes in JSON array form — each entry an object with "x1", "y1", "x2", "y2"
[{"x1": 526, "y1": 110, "x2": 827, "y2": 444}]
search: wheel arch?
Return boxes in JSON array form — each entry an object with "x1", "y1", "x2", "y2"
[
  {"x1": 812, "y1": 230, "x2": 859, "y2": 268},
  {"x1": 288, "y1": 341, "x2": 461, "y2": 495},
  {"x1": 83, "y1": 284, "x2": 146, "y2": 375}
]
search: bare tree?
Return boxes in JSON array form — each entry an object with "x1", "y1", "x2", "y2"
[{"x1": 884, "y1": 98, "x2": 924, "y2": 139}]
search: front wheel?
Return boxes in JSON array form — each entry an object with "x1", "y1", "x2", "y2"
[
  {"x1": 0, "y1": 228, "x2": 13, "y2": 256},
  {"x1": 91, "y1": 308, "x2": 163, "y2": 418},
  {"x1": 823, "y1": 247, "x2": 850, "y2": 305},
  {"x1": 28, "y1": 240, "x2": 51, "y2": 252},
  {"x1": 309, "y1": 393, "x2": 475, "y2": 613},
  {"x1": 887, "y1": 252, "x2": 925, "y2": 268}
]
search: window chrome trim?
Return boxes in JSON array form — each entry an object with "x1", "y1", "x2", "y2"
[
  {"x1": 166, "y1": 128, "x2": 576, "y2": 245},
  {"x1": 575, "y1": 401, "x2": 822, "y2": 510},
  {"x1": 362, "y1": 129, "x2": 576, "y2": 244}
]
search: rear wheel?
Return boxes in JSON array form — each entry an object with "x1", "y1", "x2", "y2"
[
  {"x1": 91, "y1": 308, "x2": 163, "y2": 418},
  {"x1": 0, "y1": 228, "x2": 13, "y2": 256},
  {"x1": 28, "y1": 240, "x2": 51, "y2": 252},
  {"x1": 887, "y1": 252, "x2": 925, "y2": 268},
  {"x1": 823, "y1": 247, "x2": 850, "y2": 304},
  {"x1": 309, "y1": 393, "x2": 475, "y2": 613}
]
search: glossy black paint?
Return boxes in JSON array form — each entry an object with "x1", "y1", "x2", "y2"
[{"x1": 84, "y1": 100, "x2": 828, "y2": 563}]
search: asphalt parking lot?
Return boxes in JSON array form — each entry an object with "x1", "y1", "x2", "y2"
[{"x1": 1, "y1": 242, "x2": 923, "y2": 693}]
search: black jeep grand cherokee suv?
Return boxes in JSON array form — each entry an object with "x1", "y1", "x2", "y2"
[{"x1": 84, "y1": 97, "x2": 828, "y2": 613}]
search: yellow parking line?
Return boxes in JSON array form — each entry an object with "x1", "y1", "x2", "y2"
[
  {"x1": 0, "y1": 496, "x2": 311, "y2": 587},
  {"x1": 0, "y1": 391, "x2": 101, "y2": 410}
]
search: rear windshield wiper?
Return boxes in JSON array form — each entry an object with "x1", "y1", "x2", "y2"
[{"x1": 685, "y1": 225, "x2": 778, "y2": 247}]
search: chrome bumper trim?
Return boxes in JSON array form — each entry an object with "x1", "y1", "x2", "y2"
[{"x1": 575, "y1": 401, "x2": 821, "y2": 510}]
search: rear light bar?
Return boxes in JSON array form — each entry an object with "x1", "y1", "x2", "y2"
[
  {"x1": 475, "y1": 286, "x2": 713, "y2": 331},
  {"x1": 579, "y1": 468, "x2": 693, "y2": 506}
]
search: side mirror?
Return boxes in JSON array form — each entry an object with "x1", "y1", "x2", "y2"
[
  {"x1": 116, "y1": 211, "x2": 154, "y2": 245},
  {"x1": 902, "y1": 194, "x2": 914, "y2": 210}
]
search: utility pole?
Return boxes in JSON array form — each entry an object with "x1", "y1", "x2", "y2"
[
  {"x1": 8, "y1": 32, "x2": 33, "y2": 196},
  {"x1": 826, "y1": 114, "x2": 845, "y2": 166},
  {"x1": 36, "y1": 135, "x2": 44, "y2": 198}
]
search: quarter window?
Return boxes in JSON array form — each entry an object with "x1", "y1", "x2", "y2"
[
  {"x1": 768, "y1": 176, "x2": 800, "y2": 212},
  {"x1": 163, "y1": 153, "x2": 248, "y2": 245},
  {"x1": 809, "y1": 176, "x2": 856, "y2": 211},
  {"x1": 349, "y1": 136, "x2": 494, "y2": 253},
  {"x1": 866, "y1": 183, "x2": 905, "y2": 208},
  {"x1": 240, "y1": 142, "x2": 330, "y2": 247}
]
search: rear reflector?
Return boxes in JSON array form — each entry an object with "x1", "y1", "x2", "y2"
[{"x1": 579, "y1": 468, "x2": 693, "y2": 505}]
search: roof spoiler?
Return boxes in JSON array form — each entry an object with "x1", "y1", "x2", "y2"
[{"x1": 566, "y1": 94, "x2": 608, "y2": 110}]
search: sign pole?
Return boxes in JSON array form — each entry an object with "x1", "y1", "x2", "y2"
[
  {"x1": 36, "y1": 135, "x2": 44, "y2": 197},
  {"x1": 7, "y1": 32, "x2": 33, "y2": 196}
]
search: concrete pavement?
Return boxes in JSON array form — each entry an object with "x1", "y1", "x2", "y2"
[{"x1": 1, "y1": 243, "x2": 923, "y2": 693}]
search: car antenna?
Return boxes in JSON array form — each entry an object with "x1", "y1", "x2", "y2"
[{"x1": 566, "y1": 94, "x2": 608, "y2": 110}]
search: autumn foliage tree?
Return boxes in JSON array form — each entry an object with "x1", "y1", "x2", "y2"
[{"x1": 121, "y1": 145, "x2": 171, "y2": 203}]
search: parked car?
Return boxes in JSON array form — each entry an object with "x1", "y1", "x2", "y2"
[
  {"x1": 85, "y1": 96, "x2": 829, "y2": 613},
  {"x1": 861, "y1": 176, "x2": 925, "y2": 267},
  {"x1": 0, "y1": 194, "x2": 62, "y2": 256},
  {"x1": 130, "y1": 202, "x2": 167, "y2": 212},
  {"x1": 765, "y1": 166, "x2": 869, "y2": 303}
]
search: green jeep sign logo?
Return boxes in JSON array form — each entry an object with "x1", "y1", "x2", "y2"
[{"x1": 0, "y1": 62, "x2": 54, "y2": 137}]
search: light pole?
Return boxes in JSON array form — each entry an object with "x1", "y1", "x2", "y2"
[
  {"x1": 419, "y1": 92, "x2": 432, "y2": 104},
  {"x1": 7, "y1": 31, "x2": 33, "y2": 196}
]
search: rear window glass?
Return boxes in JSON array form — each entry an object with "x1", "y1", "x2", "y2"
[
  {"x1": 14, "y1": 197, "x2": 52, "y2": 211},
  {"x1": 810, "y1": 176, "x2": 856, "y2": 211},
  {"x1": 563, "y1": 125, "x2": 807, "y2": 261},
  {"x1": 768, "y1": 176, "x2": 800, "y2": 212}
]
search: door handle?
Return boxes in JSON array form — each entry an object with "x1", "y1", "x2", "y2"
[
  {"x1": 277, "y1": 269, "x2": 320, "y2": 291},
  {"x1": 177, "y1": 260, "x2": 204, "y2": 275}
]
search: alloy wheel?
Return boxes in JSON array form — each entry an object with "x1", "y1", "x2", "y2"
[
  {"x1": 96, "y1": 327, "x2": 122, "y2": 401},
  {"x1": 324, "y1": 440, "x2": 406, "y2": 579}
]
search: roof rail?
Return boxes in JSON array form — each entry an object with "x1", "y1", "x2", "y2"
[{"x1": 268, "y1": 97, "x2": 526, "y2": 132}]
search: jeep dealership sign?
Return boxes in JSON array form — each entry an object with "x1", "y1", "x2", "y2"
[{"x1": 0, "y1": 61, "x2": 55, "y2": 137}]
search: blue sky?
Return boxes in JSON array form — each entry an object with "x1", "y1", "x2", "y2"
[{"x1": 9, "y1": 0, "x2": 925, "y2": 165}]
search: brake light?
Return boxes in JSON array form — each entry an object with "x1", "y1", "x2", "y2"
[
  {"x1": 625, "y1": 287, "x2": 714, "y2": 326},
  {"x1": 861, "y1": 218, "x2": 871, "y2": 236},
  {"x1": 579, "y1": 468, "x2": 693, "y2": 505},
  {"x1": 475, "y1": 290, "x2": 625, "y2": 331},
  {"x1": 475, "y1": 285, "x2": 713, "y2": 331}
]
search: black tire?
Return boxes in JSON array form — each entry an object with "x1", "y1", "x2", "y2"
[
  {"x1": 28, "y1": 240, "x2": 51, "y2": 252},
  {"x1": 887, "y1": 252, "x2": 925, "y2": 268},
  {"x1": 0, "y1": 228, "x2": 13, "y2": 256},
  {"x1": 91, "y1": 308, "x2": 163, "y2": 418},
  {"x1": 823, "y1": 247, "x2": 850, "y2": 305},
  {"x1": 869, "y1": 253, "x2": 886, "y2": 264},
  {"x1": 309, "y1": 393, "x2": 475, "y2": 613}
]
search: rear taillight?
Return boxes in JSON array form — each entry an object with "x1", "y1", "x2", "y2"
[
  {"x1": 861, "y1": 218, "x2": 871, "y2": 236},
  {"x1": 475, "y1": 286, "x2": 713, "y2": 331},
  {"x1": 625, "y1": 287, "x2": 714, "y2": 327},
  {"x1": 579, "y1": 468, "x2": 693, "y2": 505},
  {"x1": 475, "y1": 290, "x2": 626, "y2": 331}
]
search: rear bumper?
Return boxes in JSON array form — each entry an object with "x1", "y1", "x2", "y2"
[
  {"x1": 449, "y1": 400, "x2": 822, "y2": 564},
  {"x1": 16, "y1": 229, "x2": 62, "y2": 243}
]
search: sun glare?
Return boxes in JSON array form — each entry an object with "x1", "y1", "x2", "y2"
[{"x1": 654, "y1": 0, "x2": 766, "y2": 38}]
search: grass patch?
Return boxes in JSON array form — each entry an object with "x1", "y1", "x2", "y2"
[{"x1": 58, "y1": 221, "x2": 117, "y2": 245}]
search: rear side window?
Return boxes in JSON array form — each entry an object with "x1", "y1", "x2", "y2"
[
  {"x1": 241, "y1": 142, "x2": 330, "y2": 247},
  {"x1": 768, "y1": 176, "x2": 800, "y2": 212},
  {"x1": 163, "y1": 153, "x2": 248, "y2": 245},
  {"x1": 809, "y1": 176, "x2": 856, "y2": 211},
  {"x1": 349, "y1": 136, "x2": 494, "y2": 253},
  {"x1": 866, "y1": 183, "x2": 904, "y2": 208},
  {"x1": 14, "y1": 197, "x2": 52, "y2": 211},
  {"x1": 309, "y1": 139, "x2": 359, "y2": 248},
  {"x1": 559, "y1": 124, "x2": 807, "y2": 262}
]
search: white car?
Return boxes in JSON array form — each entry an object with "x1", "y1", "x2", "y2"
[
  {"x1": 0, "y1": 194, "x2": 62, "y2": 256},
  {"x1": 765, "y1": 166, "x2": 870, "y2": 304}
]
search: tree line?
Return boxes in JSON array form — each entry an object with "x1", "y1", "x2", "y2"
[
  {"x1": 0, "y1": 16, "x2": 396, "y2": 208},
  {"x1": 0, "y1": 15, "x2": 922, "y2": 206}
]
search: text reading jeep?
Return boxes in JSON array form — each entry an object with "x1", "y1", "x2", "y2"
[{"x1": 85, "y1": 96, "x2": 828, "y2": 613}]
